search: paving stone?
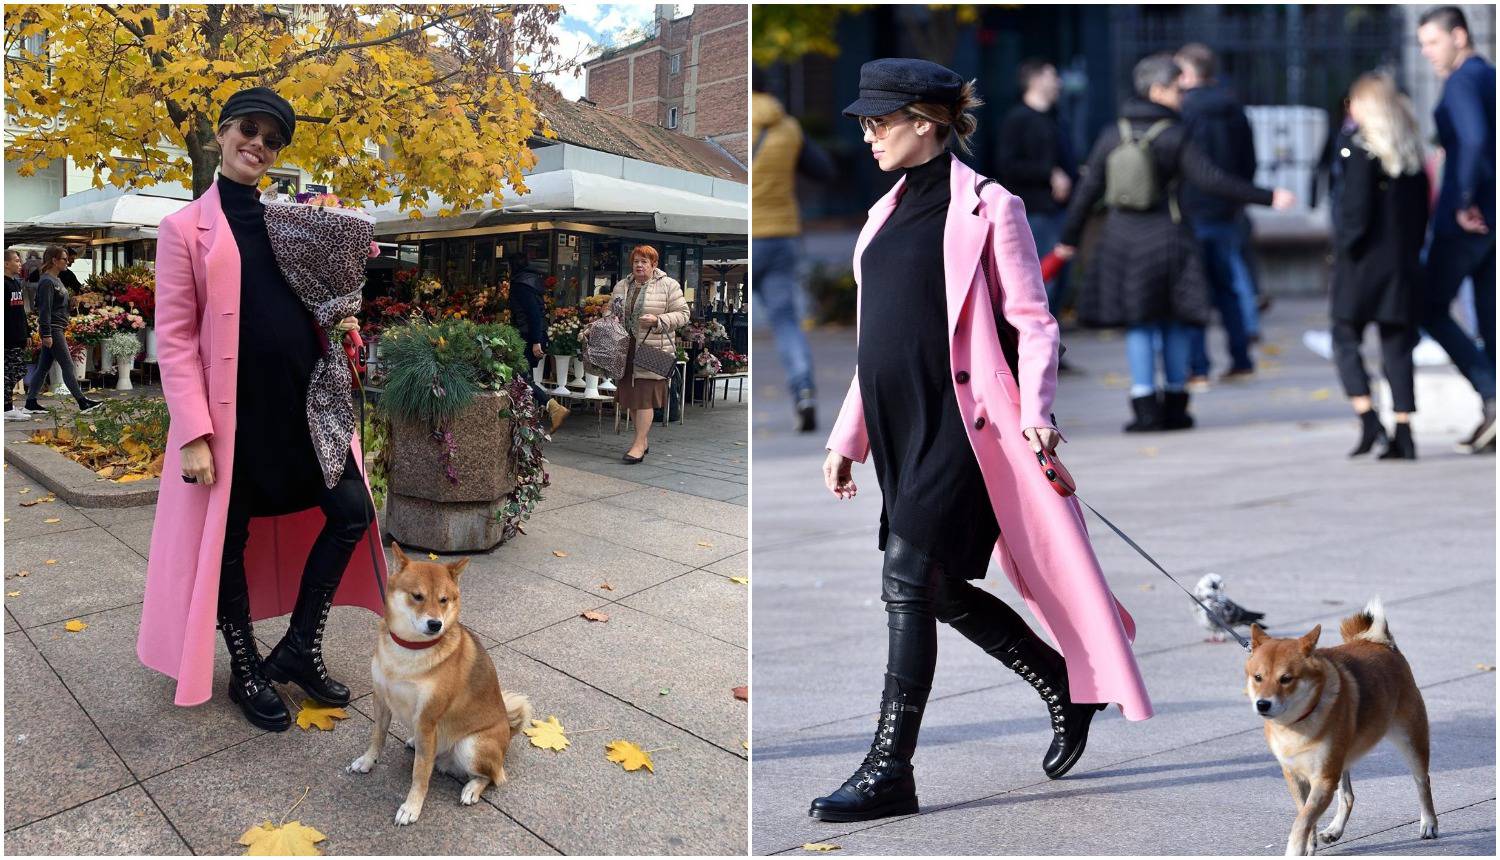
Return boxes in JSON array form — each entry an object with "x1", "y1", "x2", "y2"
[
  {"x1": 620, "y1": 570, "x2": 747, "y2": 648},
  {"x1": 4, "y1": 485, "x2": 91, "y2": 542},
  {"x1": 4, "y1": 631, "x2": 134, "y2": 829},
  {"x1": 603, "y1": 487, "x2": 749, "y2": 536},
  {"x1": 487, "y1": 517, "x2": 692, "y2": 598},
  {"x1": 704, "y1": 551, "x2": 748, "y2": 580},
  {"x1": 78, "y1": 503, "x2": 158, "y2": 529},
  {"x1": 103, "y1": 515, "x2": 154, "y2": 558},
  {"x1": 4, "y1": 785, "x2": 188, "y2": 855},
  {"x1": 3, "y1": 527, "x2": 147, "y2": 629},
  {"x1": 531, "y1": 500, "x2": 746, "y2": 567}
]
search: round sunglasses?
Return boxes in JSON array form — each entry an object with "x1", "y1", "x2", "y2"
[{"x1": 232, "y1": 118, "x2": 286, "y2": 152}]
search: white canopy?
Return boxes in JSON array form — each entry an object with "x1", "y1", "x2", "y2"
[{"x1": 29, "y1": 193, "x2": 189, "y2": 229}]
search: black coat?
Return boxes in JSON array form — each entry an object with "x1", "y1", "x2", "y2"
[
  {"x1": 1061, "y1": 99, "x2": 1274, "y2": 327},
  {"x1": 996, "y1": 103, "x2": 1076, "y2": 216},
  {"x1": 1179, "y1": 83, "x2": 1258, "y2": 223},
  {"x1": 1330, "y1": 140, "x2": 1430, "y2": 326},
  {"x1": 510, "y1": 268, "x2": 548, "y2": 350}
]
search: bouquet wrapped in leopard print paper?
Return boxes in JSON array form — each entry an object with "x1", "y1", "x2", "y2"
[{"x1": 261, "y1": 190, "x2": 380, "y2": 488}]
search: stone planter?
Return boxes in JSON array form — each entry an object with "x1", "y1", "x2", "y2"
[{"x1": 385, "y1": 390, "x2": 518, "y2": 553}]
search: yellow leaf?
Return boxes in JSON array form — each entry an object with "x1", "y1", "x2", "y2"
[
  {"x1": 729, "y1": 576, "x2": 749, "y2": 585},
  {"x1": 295, "y1": 699, "x2": 348, "y2": 731},
  {"x1": 552, "y1": 550, "x2": 568, "y2": 558},
  {"x1": 581, "y1": 610, "x2": 609, "y2": 623},
  {"x1": 44, "y1": 559, "x2": 56, "y2": 565},
  {"x1": 605, "y1": 739, "x2": 654, "y2": 773},
  {"x1": 237, "y1": 820, "x2": 327, "y2": 855},
  {"x1": 117, "y1": 473, "x2": 148, "y2": 483},
  {"x1": 44, "y1": 518, "x2": 60, "y2": 524},
  {"x1": 6, "y1": 591, "x2": 19, "y2": 598},
  {"x1": 18, "y1": 487, "x2": 30, "y2": 494},
  {"x1": 428, "y1": 552, "x2": 439, "y2": 560},
  {"x1": 697, "y1": 541, "x2": 713, "y2": 548},
  {"x1": 523, "y1": 715, "x2": 570, "y2": 751},
  {"x1": 802, "y1": 844, "x2": 841, "y2": 852},
  {"x1": 1310, "y1": 388, "x2": 1332, "y2": 401},
  {"x1": 64, "y1": 619, "x2": 87, "y2": 632}
]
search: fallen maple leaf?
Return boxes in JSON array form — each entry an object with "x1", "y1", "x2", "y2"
[
  {"x1": 581, "y1": 610, "x2": 609, "y2": 623},
  {"x1": 238, "y1": 820, "x2": 326, "y2": 855},
  {"x1": 43, "y1": 518, "x2": 60, "y2": 524},
  {"x1": 427, "y1": 552, "x2": 439, "y2": 560},
  {"x1": 598, "y1": 582, "x2": 614, "y2": 591},
  {"x1": 802, "y1": 843, "x2": 841, "y2": 852},
  {"x1": 742, "y1": 740, "x2": 749, "y2": 750},
  {"x1": 16, "y1": 570, "x2": 29, "y2": 577},
  {"x1": 523, "y1": 716, "x2": 570, "y2": 751},
  {"x1": 6, "y1": 591, "x2": 19, "y2": 598},
  {"x1": 1478, "y1": 663, "x2": 1496, "y2": 673},
  {"x1": 295, "y1": 699, "x2": 348, "y2": 731},
  {"x1": 605, "y1": 739, "x2": 654, "y2": 773},
  {"x1": 552, "y1": 550, "x2": 569, "y2": 558},
  {"x1": 732, "y1": 685, "x2": 748, "y2": 702},
  {"x1": 63, "y1": 619, "x2": 87, "y2": 632},
  {"x1": 18, "y1": 499, "x2": 40, "y2": 507},
  {"x1": 44, "y1": 559, "x2": 56, "y2": 565},
  {"x1": 1310, "y1": 388, "x2": 1332, "y2": 401},
  {"x1": 17, "y1": 487, "x2": 29, "y2": 494},
  {"x1": 729, "y1": 576, "x2": 749, "y2": 585}
]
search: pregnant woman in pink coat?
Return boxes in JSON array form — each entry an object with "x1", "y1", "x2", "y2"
[
  {"x1": 810, "y1": 59, "x2": 1154, "y2": 824},
  {"x1": 137, "y1": 87, "x2": 385, "y2": 729}
]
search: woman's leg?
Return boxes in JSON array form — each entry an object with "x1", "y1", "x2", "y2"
[
  {"x1": 1332, "y1": 320, "x2": 1389, "y2": 457},
  {"x1": 24, "y1": 339, "x2": 56, "y2": 406},
  {"x1": 264, "y1": 458, "x2": 373, "y2": 706},
  {"x1": 1160, "y1": 322, "x2": 1196, "y2": 430},
  {"x1": 629, "y1": 407, "x2": 653, "y2": 456},
  {"x1": 218, "y1": 491, "x2": 292, "y2": 730},
  {"x1": 1124, "y1": 325, "x2": 1163, "y2": 432},
  {"x1": 1377, "y1": 322, "x2": 1418, "y2": 460},
  {"x1": 45, "y1": 336, "x2": 90, "y2": 407}
]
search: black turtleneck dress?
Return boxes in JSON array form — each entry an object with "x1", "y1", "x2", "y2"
[
  {"x1": 857, "y1": 153, "x2": 999, "y2": 578},
  {"x1": 217, "y1": 175, "x2": 326, "y2": 517}
]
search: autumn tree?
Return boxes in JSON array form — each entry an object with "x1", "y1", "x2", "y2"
[
  {"x1": 751, "y1": 4, "x2": 981, "y2": 67},
  {"x1": 4, "y1": 4, "x2": 570, "y2": 216}
]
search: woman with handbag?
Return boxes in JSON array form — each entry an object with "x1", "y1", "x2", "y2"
[
  {"x1": 136, "y1": 87, "x2": 386, "y2": 730},
  {"x1": 813, "y1": 58, "x2": 1154, "y2": 824},
  {"x1": 608, "y1": 245, "x2": 689, "y2": 463}
]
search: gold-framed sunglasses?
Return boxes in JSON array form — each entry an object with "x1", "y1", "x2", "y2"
[{"x1": 858, "y1": 115, "x2": 909, "y2": 140}]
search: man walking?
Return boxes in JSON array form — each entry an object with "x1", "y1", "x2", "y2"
[
  {"x1": 510, "y1": 251, "x2": 570, "y2": 434},
  {"x1": 1176, "y1": 43, "x2": 1262, "y2": 389},
  {"x1": 752, "y1": 73, "x2": 834, "y2": 433},
  {"x1": 1417, "y1": 6, "x2": 1495, "y2": 453},
  {"x1": 997, "y1": 58, "x2": 1077, "y2": 320}
]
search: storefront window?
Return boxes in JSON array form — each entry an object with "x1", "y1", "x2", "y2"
[
  {"x1": 591, "y1": 238, "x2": 619, "y2": 295},
  {"x1": 555, "y1": 232, "x2": 582, "y2": 305},
  {"x1": 683, "y1": 246, "x2": 702, "y2": 312}
]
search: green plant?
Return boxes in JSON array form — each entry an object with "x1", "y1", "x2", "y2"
[
  {"x1": 59, "y1": 395, "x2": 169, "y2": 452},
  {"x1": 494, "y1": 375, "x2": 549, "y2": 541},
  {"x1": 805, "y1": 263, "x2": 858, "y2": 326},
  {"x1": 362, "y1": 405, "x2": 391, "y2": 511}
]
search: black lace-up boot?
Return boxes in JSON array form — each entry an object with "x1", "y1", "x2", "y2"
[
  {"x1": 264, "y1": 584, "x2": 350, "y2": 706},
  {"x1": 809, "y1": 676, "x2": 925, "y2": 822},
  {"x1": 1002, "y1": 632, "x2": 1107, "y2": 779},
  {"x1": 219, "y1": 609, "x2": 291, "y2": 731}
]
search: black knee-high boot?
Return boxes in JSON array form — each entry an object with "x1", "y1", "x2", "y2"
[
  {"x1": 809, "y1": 536, "x2": 937, "y2": 822},
  {"x1": 264, "y1": 468, "x2": 372, "y2": 706},
  {"x1": 218, "y1": 507, "x2": 291, "y2": 731},
  {"x1": 933, "y1": 578, "x2": 1106, "y2": 779}
]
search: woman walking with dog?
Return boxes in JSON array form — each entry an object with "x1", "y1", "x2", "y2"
[
  {"x1": 1328, "y1": 73, "x2": 1430, "y2": 460},
  {"x1": 812, "y1": 58, "x2": 1154, "y2": 824},
  {"x1": 137, "y1": 87, "x2": 386, "y2": 730}
]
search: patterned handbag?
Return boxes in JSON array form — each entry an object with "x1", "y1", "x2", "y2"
[{"x1": 580, "y1": 297, "x2": 630, "y2": 379}]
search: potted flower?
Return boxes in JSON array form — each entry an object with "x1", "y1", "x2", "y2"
[
  {"x1": 377, "y1": 317, "x2": 545, "y2": 552},
  {"x1": 545, "y1": 306, "x2": 582, "y2": 396}
]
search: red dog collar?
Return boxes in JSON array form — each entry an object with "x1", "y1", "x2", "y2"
[{"x1": 389, "y1": 631, "x2": 443, "y2": 650}]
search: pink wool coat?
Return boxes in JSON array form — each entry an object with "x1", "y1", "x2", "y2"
[
  {"x1": 827, "y1": 156, "x2": 1154, "y2": 721},
  {"x1": 137, "y1": 183, "x2": 386, "y2": 707}
]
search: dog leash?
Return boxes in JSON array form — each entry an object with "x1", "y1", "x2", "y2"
[{"x1": 347, "y1": 335, "x2": 387, "y2": 608}]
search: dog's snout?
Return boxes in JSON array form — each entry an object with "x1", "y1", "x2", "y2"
[
  {"x1": 426, "y1": 619, "x2": 443, "y2": 634},
  {"x1": 1255, "y1": 699, "x2": 1273, "y2": 714}
]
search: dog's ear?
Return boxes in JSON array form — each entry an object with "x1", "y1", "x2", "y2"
[
  {"x1": 1298, "y1": 624, "x2": 1322, "y2": 655},
  {"x1": 389, "y1": 541, "x2": 410, "y2": 569},
  {"x1": 1249, "y1": 623, "x2": 1269, "y2": 649},
  {"x1": 447, "y1": 557, "x2": 470, "y2": 582}
]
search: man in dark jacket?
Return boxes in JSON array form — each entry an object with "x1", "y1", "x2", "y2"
[
  {"x1": 1176, "y1": 43, "x2": 1261, "y2": 386},
  {"x1": 4, "y1": 249, "x2": 32, "y2": 420},
  {"x1": 1417, "y1": 5, "x2": 1495, "y2": 453},
  {"x1": 509, "y1": 251, "x2": 569, "y2": 434},
  {"x1": 997, "y1": 58, "x2": 1077, "y2": 318}
]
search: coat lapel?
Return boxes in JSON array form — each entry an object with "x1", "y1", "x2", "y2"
[{"x1": 943, "y1": 157, "x2": 989, "y2": 337}]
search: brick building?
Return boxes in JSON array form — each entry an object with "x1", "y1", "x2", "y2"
[{"x1": 582, "y1": 4, "x2": 748, "y2": 164}]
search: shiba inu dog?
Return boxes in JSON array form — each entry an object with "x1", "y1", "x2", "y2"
[
  {"x1": 1246, "y1": 599, "x2": 1436, "y2": 855},
  {"x1": 348, "y1": 543, "x2": 533, "y2": 826}
]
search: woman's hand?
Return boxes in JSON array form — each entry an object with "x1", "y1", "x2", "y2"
[
  {"x1": 639, "y1": 313, "x2": 659, "y2": 329},
  {"x1": 1022, "y1": 427, "x2": 1061, "y2": 455},
  {"x1": 823, "y1": 450, "x2": 857, "y2": 499},
  {"x1": 1053, "y1": 244, "x2": 1076, "y2": 261},
  {"x1": 1271, "y1": 189, "x2": 1296, "y2": 210},
  {"x1": 335, "y1": 316, "x2": 359, "y2": 335},
  {"x1": 181, "y1": 436, "x2": 216, "y2": 486},
  {"x1": 41, "y1": 335, "x2": 52, "y2": 348}
]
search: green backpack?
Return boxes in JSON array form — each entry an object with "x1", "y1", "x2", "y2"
[{"x1": 1102, "y1": 118, "x2": 1176, "y2": 217}]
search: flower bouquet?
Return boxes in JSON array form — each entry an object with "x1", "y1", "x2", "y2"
[
  {"x1": 261, "y1": 189, "x2": 379, "y2": 488},
  {"x1": 581, "y1": 294, "x2": 611, "y2": 323},
  {"x1": 717, "y1": 349, "x2": 747, "y2": 373},
  {"x1": 546, "y1": 306, "x2": 582, "y2": 355},
  {"x1": 694, "y1": 349, "x2": 722, "y2": 377}
]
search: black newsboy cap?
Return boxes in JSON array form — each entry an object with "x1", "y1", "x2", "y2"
[
  {"x1": 842, "y1": 58, "x2": 965, "y2": 118},
  {"x1": 219, "y1": 86, "x2": 295, "y2": 142}
]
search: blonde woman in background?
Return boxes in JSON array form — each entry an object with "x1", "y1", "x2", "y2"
[
  {"x1": 1330, "y1": 73, "x2": 1431, "y2": 460},
  {"x1": 610, "y1": 244, "x2": 688, "y2": 463}
]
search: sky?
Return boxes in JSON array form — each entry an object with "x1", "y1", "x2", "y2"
[{"x1": 546, "y1": 4, "x2": 695, "y2": 101}]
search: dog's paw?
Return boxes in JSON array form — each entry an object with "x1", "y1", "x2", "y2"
[
  {"x1": 460, "y1": 779, "x2": 485, "y2": 805},
  {"x1": 1419, "y1": 819, "x2": 1438, "y2": 840},
  {"x1": 1317, "y1": 827, "x2": 1343, "y2": 845},
  {"x1": 394, "y1": 801, "x2": 422, "y2": 826},
  {"x1": 347, "y1": 754, "x2": 376, "y2": 774},
  {"x1": 405, "y1": 736, "x2": 417, "y2": 750}
]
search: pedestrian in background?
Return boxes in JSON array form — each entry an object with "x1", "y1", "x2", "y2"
[
  {"x1": 1056, "y1": 53, "x2": 1293, "y2": 433},
  {"x1": 608, "y1": 245, "x2": 689, "y2": 463},
  {"x1": 23, "y1": 245, "x2": 99, "y2": 414},
  {"x1": 752, "y1": 72, "x2": 836, "y2": 433},
  {"x1": 510, "y1": 249, "x2": 571, "y2": 434},
  {"x1": 997, "y1": 58, "x2": 1077, "y2": 329},
  {"x1": 4, "y1": 249, "x2": 32, "y2": 421},
  {"x1": 1416, "y1": 5, "x2": 1495, "y2": 453},
  {"x1": 1329, "y1": 73, "x2": 1430, "y2": 461},
  {"x1": 1175, "y1": 43, "x2": 1262, "y2": 388}
]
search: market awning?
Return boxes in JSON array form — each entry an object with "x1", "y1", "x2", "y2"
[
  {"x1": 6, "y1": 193, "x2": 188, "y2": 246},
  {"x1": 370, "y1": 168, "x2": 747, "y2": 239}
]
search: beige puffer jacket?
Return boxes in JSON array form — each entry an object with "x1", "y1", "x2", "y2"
[{"x1": 609, "y1": 269, "x2": 689, "y2": 381}]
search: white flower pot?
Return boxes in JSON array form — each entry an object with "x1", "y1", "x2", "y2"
[
  {"x1": 582, "y1": 373, "x2": 601, "y2": 398},
  {"x1": 569, "y1": 355, "x2": 586, "y2": 384},
  {"x1": 114, "y1": 353, "x2": 134, "y2": 391},
  {"x1": 144, "y1": 327, "x2": 158, "y2": 362},
  {"x1": 599, "y1": 376, "x2": 617, "y2": 392},
  {"x1": 531, "y1": 359, "x2": 545, "y2": 387},
  {"x1": 47, "y1": 362, "x2": 63, "y2": 394},
  {"x1": 549, "y1": 355, "x2": 572, "y2": 396}
]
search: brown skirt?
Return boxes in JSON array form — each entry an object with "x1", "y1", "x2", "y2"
[{"x1": 615, "y1": 374, "x2": 668, "y2": 410}]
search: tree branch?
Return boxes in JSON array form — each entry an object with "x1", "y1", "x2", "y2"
[{"x1": 224, "y1": 7, "x2": 472, "y2": 81}]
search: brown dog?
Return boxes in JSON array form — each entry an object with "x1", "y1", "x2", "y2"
[
  {"x1": 347, "y1": 543, "x2": 532, "y2": 825},
  {"x1": 1245, "y1": 599, "x2": 1436, "y2": 855}
]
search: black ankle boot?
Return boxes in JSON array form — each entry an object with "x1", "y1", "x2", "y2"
[
  {"x1": 1350, "y1": 410, "x2": 1388, "y2": 457},
  {"x1": 263, "y1": 587, "x2": 350, "y2": 706},
  {"x1": 1123, "y1": 394, "x2": 1162, "y2": 433},
  {"x1": 219, "y1": 615, "x2": 291, "y2": 731},
  {"x1": 809, "y1": 677, "x2": 924, "y2": 822},
  {"x1": 1002, "y1": 633, "x2": 1107, "y2": 779},
  {"x1": 1160, "y1": 390, "x2": 1195, "y2": 430},
  {"x1": 1378, "y1": 423, "x2": 1416, "y2": 460}
]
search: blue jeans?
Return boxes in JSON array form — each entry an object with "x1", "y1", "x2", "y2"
[
  {"x1": 752, "y1": 237, "x2": 815, "y2": 398},
  {"x1": 1026, "y1": 210, "x2": 1071, "y2": 315},
  {"x1": 1188, "y1": 220, "x2": 1257, "y2": 375},
  {"x1": 1126, "y1": 322, "x2": 1193, "y2": 397},
  {"x1": 1422, "y1": 231, "x2": 1496, "y2": 401}
]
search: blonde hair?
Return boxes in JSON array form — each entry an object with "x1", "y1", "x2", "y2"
[
  {"x1": 1349, "y1": 73, "x2": 1423, "y2": 178},
  {"x1": 903, "y1": 80, "x2": 983, "y2": 156}
]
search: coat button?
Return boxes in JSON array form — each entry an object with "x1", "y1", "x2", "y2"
[
  {"x1": 974, "y1": 416, "x2": 987, "y2": 430},
  {"x1": 955, "y1": 371, "x2": 969, "y2": 384}
]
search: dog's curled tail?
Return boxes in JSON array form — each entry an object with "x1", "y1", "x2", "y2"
[
  {"x1": 1340, "y1": 597, "x2": 1395, "y2": 649},
  {"x1": 505, "y1": 693, "x2": 534, "y2": 732}
]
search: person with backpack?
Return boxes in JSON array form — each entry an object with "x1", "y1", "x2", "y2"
[
  {"x1": 814, "y1": 58, "x2": 1153, "y2": 825},
  {"x1": 1055, "y1": 53, "x2": 1293, "y2": 432}
]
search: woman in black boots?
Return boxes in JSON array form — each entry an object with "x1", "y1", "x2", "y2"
[
  {"x1": 1329, "y1": 73, "x2": 1429, "y2": 460},
  {"x1": 137, "y1": 87, "x2": 386, "y2": 728},
  {"x1": 814, "y1": 59, "x2": 1154, "y2": 824}
]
